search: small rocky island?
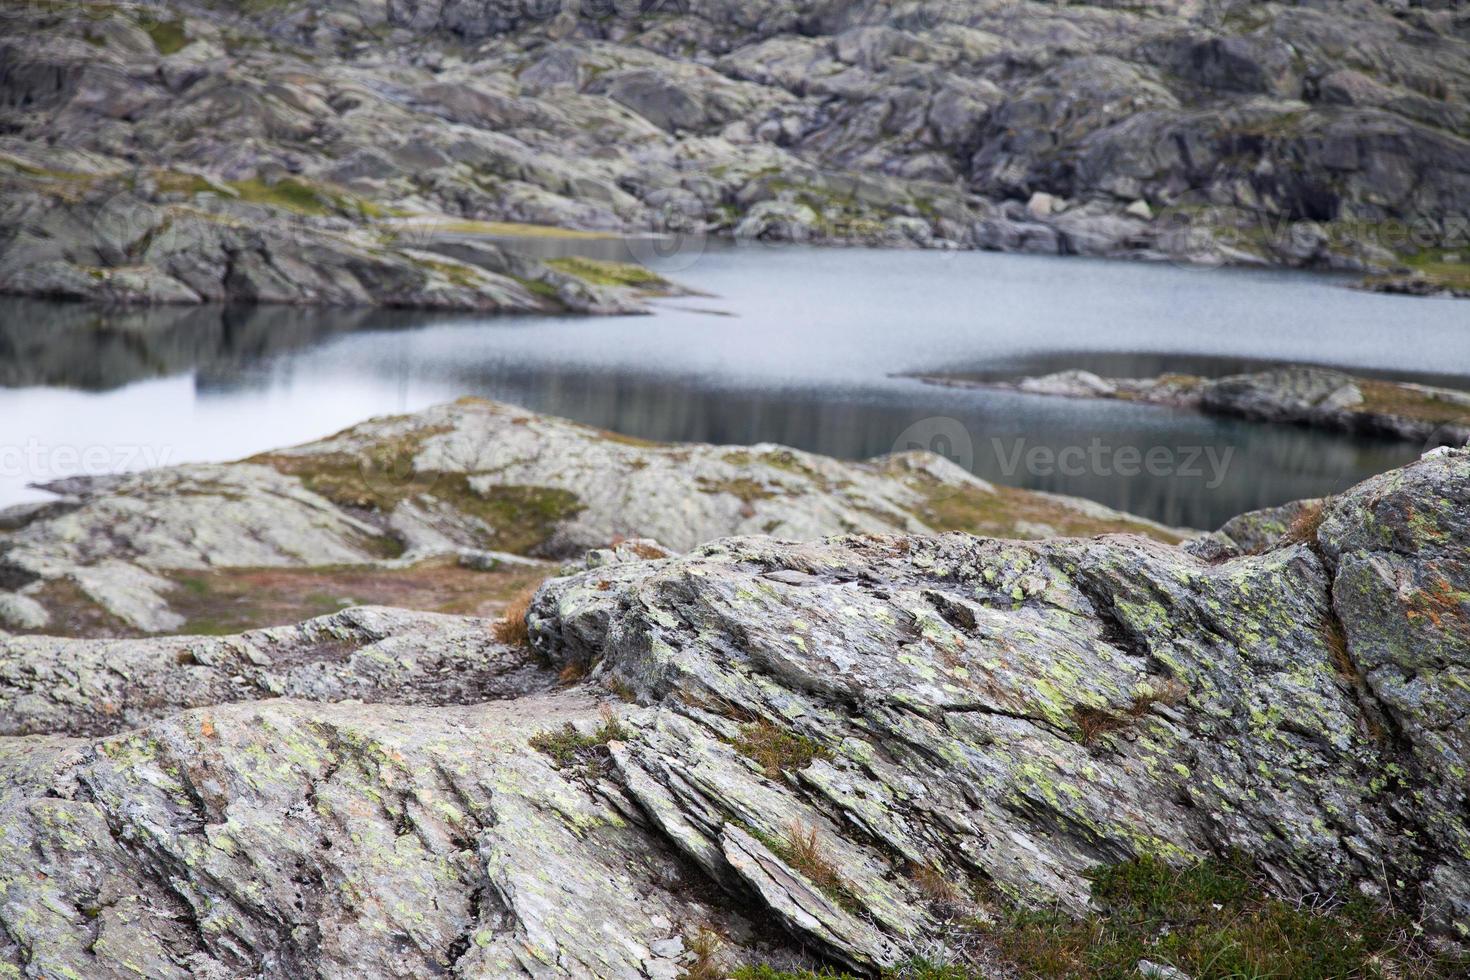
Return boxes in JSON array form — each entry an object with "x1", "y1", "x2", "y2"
[
  {"x1": 0, "y1": 400, "x2": 1466, "y2": 977},
  {"x1": 918, "y1": 365, "x2": 1470, "y2": 448}
]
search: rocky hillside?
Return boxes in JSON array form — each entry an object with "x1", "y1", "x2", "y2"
[
  {"x1": 0, "y1": 444, "x2": 1464, "y2": 976},
  {"x1": 0, "y1": 398, "x2": 1178, "y2": 635},
  {"x1": 3, "y1": 0, "x2": 1469, "y2": 305}
]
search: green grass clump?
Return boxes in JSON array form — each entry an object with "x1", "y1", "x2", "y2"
[
  {"x1": 137, "y1": 15, "x2": 189, "y2": 55},
  {"x1": 528, "y1": 713, "x2": 628, "y2": 767}
]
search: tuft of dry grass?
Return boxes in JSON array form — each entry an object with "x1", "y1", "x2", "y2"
[
  {"x1": 681, "y1": 926, "x2": 725, "y2": 980},
  {"x1": 558, "y1": 660, "x2": 588, "y2": 684},
  {"x1": 779, "y1": 821, "x2": 856, "y2": 910},
  {"x1": 1075, "y1": 679, "x2": 1189, "y2": 746},
  {"x1": 492, "y1": 584, "x2": 538, "y2": 648},
  {"x1": 909, "y1": 861, "x2": 962, "y2": 907},
  {"x1": 732, "y1": 720, "x2": 831, "y2": 778},
  {"x1": 1281, "y1": 501, "x2": 1327, "y2": 546}
]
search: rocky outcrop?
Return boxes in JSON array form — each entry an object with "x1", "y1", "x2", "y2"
[
  {"x1": 0, "y1": 398, "x2": 1179, "y2": 634},
  {"x1": 3, "y1": 0, "x2": 1468, "y2": 306},
  {"x1": 0, "y1": 447, "x2": 1464, "y2": 977},
  {"x1": 919, "y1": 366, "x2": 1470, "y2": 447}
]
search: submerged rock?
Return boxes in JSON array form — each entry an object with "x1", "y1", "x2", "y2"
[{"x1": 0, "y1": 449, "x2": 1464, "y2": 976}]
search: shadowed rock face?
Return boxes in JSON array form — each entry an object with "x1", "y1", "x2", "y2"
[
  {"x1": 3, "y1": 0, "x2": 1469, "y2": 305},
  {"x1": 0, "y1": 449, "x2": 1464, "y2": 976},
  {"x1": 0, "y1": 398, "x2": 1179, "y2": 634}
]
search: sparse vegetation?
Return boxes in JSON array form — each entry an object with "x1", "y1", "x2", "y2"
[
  {"x1": 1281, "y1": 500, "x2": 1327, "y2": 545},
  {"x1": 987, "y1": 855, "x2": 1462, "y2": 980},
  {"x1": 529, "y1": 710, "x2": 629, "y2": 767},
  {"x1": 749, "y1": 821, "x2": 860, "y2": 914},
  {"x1": 732, "y1": 719, "x2": 830, "y2": 778},
  {"x1": 257, "y1": 440, "x2": 585, "y2": 555},
  {"x1": 492, "y1": 584, "x2": 538, "y2": 649},
  {"x1": 547, "y1": 256, "x2": 671, "y2": 292},
  {"x1": 1073, "y1": 680, "x2": 1188, "y2": 746},
  {"x1": 681, "y1": 927, "x2": 725, "y2": 980},
  {"x1": 137, "y1": 14, "x2": 188, "y2": 55}
]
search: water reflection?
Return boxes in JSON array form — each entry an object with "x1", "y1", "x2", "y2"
[
  {"x1": 0, "y1": 299, "x2": 441, "y2": 391},
  {"x1": 1, "y1": 241, "x2": 1462, "y2": 530}
]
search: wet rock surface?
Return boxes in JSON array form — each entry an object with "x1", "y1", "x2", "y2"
[
  {"x1": 3, "y1": 0, "x2": 1469, "y2": 306},
  {"x1": 0, "y1": 448, "x2": 1465, "y2": 976}
]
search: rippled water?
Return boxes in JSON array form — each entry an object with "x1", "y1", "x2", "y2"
[{"x1": 2, "y1": 243, "x2": 1466, "y2": 529}]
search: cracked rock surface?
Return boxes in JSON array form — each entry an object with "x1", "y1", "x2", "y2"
[{"x1": 0, "y1": 448, "x2": 1465, "y2": 976}]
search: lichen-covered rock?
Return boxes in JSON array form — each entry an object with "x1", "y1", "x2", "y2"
[
  {"x1": 4, "y1": 0, "x2": 1470, "y2": 304},
  {"x1": 0, "y1": 450, "x2": 1465, "y2": 975},
  {"x1": 922, "y1": 366, "x2": 1470, "y2": 447},
  {"x1": 0, "y1": 399, "x2": 1178, "y2": 633},
  {"x1": 0, "y1": 606, "x2": 551, "y2": 736},
  {"x1": 0, "y1": 449, "x2": 1465, "y2": 976}
]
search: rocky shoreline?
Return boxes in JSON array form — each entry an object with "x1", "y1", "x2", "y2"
[
  {"x1": 0, "y1": 397, "x2": 1466, "y2": 975},
  {"x1": 916, "y1": 365, "x2": 1470, "y2": 449},
  {"x1": 3, "y1": 0, "x2": 1470, "y2": 308}
]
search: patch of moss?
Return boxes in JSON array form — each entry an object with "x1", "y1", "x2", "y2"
[
  {"x1": 256, "y1": 434, "x2": 584, "y2": 555},
  {"x1": 529, "y1": 713, "x2": 628, "y2": 768},
  {"x1": 902, "y1": 470, "x2": 1183, "y2": 544},
  {"x1": 226, "y1": 177, "x2": 332, "y2": 216},
  {"x1": 988, "y1": 855, "x2": 1463, "y2": 980},
  {"x1": 1358, "y1": 379, "x2": 1470, "y2": 426},
  {"x1": 137, "y1": 14, "x2": 189, "y2": 55},
  {"x1": 393, "y1": 218, "x2": 615, "y2": 240},
  {"x1": 546, "y1": 256, "x2": 670, "y2": 292},
  {"x1": 697, "y1": 476, "x2": 777, "y2": 504}
]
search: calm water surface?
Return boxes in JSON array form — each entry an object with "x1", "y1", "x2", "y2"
[{"x1": 2, "y1": 243, "x2": 1467, "y2": 529}]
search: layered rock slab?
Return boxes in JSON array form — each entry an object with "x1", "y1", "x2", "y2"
[
  {"x1": 0, "y1": 450, "x2": 1464, "y2": 977},
  {"x1": 0, "y1": 398, "x2": 1179, "y2": 634}
]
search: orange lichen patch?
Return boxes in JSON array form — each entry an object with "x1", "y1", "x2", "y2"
[{"x1": 1406, "y1": 578, "x2": 1470, "y2": 629}]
